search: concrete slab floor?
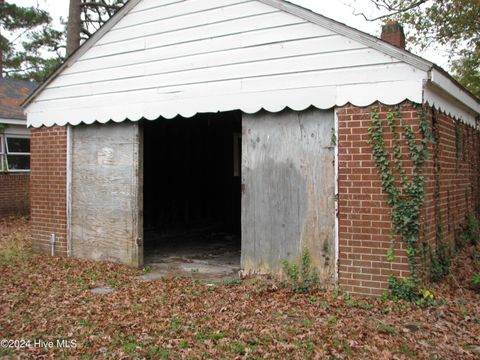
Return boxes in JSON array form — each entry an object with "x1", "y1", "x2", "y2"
[{"x1": 139, "y1": 229, "x2": 241, "y2": 282}]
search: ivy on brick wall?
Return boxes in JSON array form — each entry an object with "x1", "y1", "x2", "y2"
[{"x1": 368, "y1": 103, "x2": 433, "y2": 286}]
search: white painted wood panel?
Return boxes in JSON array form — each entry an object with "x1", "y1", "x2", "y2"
[
  {"x1": 98, "y1": 1, "x2": 272, "y2": 46},
  {"x1": 40, "y1": 50, "x2": 403, "y2": 100},
  {"x1": 119, "y1": 0, "x2": 248, "y2": 28},
  {"x1": 26, "y1": 0, "x2": 429, "y2": 127},
  {"x1": 82, "y1": 12, "x2": 297, "y2": 60},
  {"x1": 131, "y1": 0, "x2": 189, "y2": 13},
  {"x1": 56, "y1": 35, "x2": 357, "y2": 86},
  {"x1": 63, "y1": 22, "x2": 333, "y2": 75},
  {"x1": 34, "y1": 62, "x2": 422, "y2": 107}
]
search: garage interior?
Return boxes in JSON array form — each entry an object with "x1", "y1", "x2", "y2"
[{"x1": 142, "y1": 111, "x2": 242, "y2": 278}]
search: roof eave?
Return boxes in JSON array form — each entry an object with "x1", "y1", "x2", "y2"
[
  {"x1": 264, "y1": 0, "x2": 480, "y2": 115},
  {"x1": 427, "y1": 67, "x2": 480, "y2": 115},
  {"x1": 259, "y1": 0, "x2": 434, "y2": 72}
]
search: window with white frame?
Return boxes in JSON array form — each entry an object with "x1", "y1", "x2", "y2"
[{"x1": 0, "y1": 134, "x2": 30, "y2": 172}]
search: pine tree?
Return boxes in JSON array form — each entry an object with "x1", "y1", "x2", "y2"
[
  {"x1": 0, "y1": 0, "x2": 64, "y2": 81},
  {"x1": 1, "y1": 0, "x2": 126, "y2": 81}
]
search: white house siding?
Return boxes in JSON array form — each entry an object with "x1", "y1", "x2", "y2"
[{"x1": 26, "y1": 0, "x2": 426, "y2": 127}]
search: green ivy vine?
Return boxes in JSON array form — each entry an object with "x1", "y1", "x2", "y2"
[{"x1": 368, "y1": 103, "x2": 433, "y2": 285}]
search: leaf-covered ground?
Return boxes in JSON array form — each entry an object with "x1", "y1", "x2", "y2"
[{"x1": 0, "y1": 217, "x2": 479, "y2": 359}]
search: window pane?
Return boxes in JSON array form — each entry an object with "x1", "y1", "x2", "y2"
[
  {"x1": 7, "y1": 137, "x2": 30, "y2": 153},
  {"x1": 7, "y1": 155, "x2": 30, "y2": 170},
  {"x1": 0, "y1": 136, "x2": 3, "y2": 153}
]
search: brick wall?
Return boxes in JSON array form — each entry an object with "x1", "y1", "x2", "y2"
[
  {"x1": 30, "y1": 126, "x2": 68, "y2": 256},
  {"x1": 337, "y1": 102, "x2": 480, "y2": 296},
  {"x1": 422, "y1": 108, "x2": 480, "y2": 258},
  {"x1": 0, "y1": 173, "x2": 29, "y2": 217}
]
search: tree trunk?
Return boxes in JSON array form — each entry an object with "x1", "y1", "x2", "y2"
[{"x1": 66, "y1": 0, "x2": 82, "y2": 56}]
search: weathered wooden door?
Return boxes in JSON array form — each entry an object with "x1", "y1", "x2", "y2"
[
  {"x1": 242, "y1": 108, "x2": 336, "y2": 284},
  {"x1": 70, "y1": 122, "x2": 143, "y2": 267}
]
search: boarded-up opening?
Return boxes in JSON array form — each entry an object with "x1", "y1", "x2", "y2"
[
  {"x1": 142, "y1": 112, "x2": 241, "y2": 276},
  {"x1": 71, "y1": 122, "x2": 142, "y2": 266},
  {"x1": 242, "y1": 108, "x2": 336, "y2": 284}
]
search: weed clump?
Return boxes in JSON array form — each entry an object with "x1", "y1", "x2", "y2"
[{"x1": 282, "y1": 247, "x2": 319, "y2": 293}]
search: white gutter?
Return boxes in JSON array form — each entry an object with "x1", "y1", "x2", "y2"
[
  {"x1": 429, "y1": 68, "x2": 480, "y2": 114},
  {"x1": 424, "y1": 68, "x2": 480, "y2": 127}
]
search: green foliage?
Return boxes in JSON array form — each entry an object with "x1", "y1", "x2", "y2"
[
  {"x1": 368, "y1": 104, "x2": 432, "y2": 285},
  {"x1": 387, "y1": 275, "x2": 436, "y2": 306},
  {"x1": 0, "y1": 1, "x2": 64, "y2": 81},
  {"x1": 471, "y1": 273, "x2": 480, "y2": 292},
  {"x1": 465, "y1": 213, "x2": 480, "y2": 246},
  {"x1": 0, "y1": 2, "x2": 50, "y2": 31},
  {"x1": 429, "y1": 243, "x2": 451, "y2": 283},
  {"x1": 387, "y1": 275, "x2": 419, "y2": 302},
  {"x1": 281, "y1": 247, "x2": 319, "y2": 293},
  {"x1": 386, "y1": 236, "x2": 396, "y2": 262},
  {"x1": 122, "y1": 341, "x2": 139, "y2": 354},
  {"x1": 330, "y1": 127, "x2": 337, "y2": 146},
  {"x1": 1, "y1": 1, "x2": 127, "y2": 81},
  {"x1": 222, "y1": 277, "x2": 241, "y2": 286},
  {"x1": 451, "y1": 50, "x2": 479, "y2": 98},
  {"x1": 374, "y1": 320, "x2": 397, "y2": 335}
]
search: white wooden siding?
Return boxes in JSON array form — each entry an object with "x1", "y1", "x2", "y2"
[{"x1": 26, "y1": 0, "x2": 427, "y2": 127}]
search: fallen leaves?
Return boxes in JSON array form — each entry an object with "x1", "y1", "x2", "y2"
[{"x1": 0, "y1": 217, "x2": 479, "y2": 359}]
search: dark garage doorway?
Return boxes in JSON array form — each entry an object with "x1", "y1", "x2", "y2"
[{"x1": 142, "y1": 111, "x2": 241, "y2": 278}]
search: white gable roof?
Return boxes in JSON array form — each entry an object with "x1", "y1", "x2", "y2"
[{"x1": 24, "y1": 0, "x2": 479, "y2": 128}]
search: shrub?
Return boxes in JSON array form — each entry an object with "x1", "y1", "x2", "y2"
[{"x1": 282, "y1": 247, "x2": 319, "y2": 293}]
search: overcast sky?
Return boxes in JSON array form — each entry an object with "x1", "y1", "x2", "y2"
[{"x1": 11, "y1": 0, "x2": 450, "y2": 68}]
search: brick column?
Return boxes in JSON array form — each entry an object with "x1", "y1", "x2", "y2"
[{"x1": 30, "y1": 126, "x2": 68, "y2": 256}]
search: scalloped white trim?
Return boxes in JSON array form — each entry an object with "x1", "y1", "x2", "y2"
[
  {"x1": 424, "y1": 85, "x2": 478, "y2": 128},
  {"x1": 27, "y1": 81, "x2": 423, "y2": 128}
]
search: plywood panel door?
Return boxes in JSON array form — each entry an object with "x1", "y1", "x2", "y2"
[
  {"x1": 71, "y1": 122, "x2": 143, "y2": 267},
  {"x1": 242, "y1": 108, "x2": 335, "y2": 284}
]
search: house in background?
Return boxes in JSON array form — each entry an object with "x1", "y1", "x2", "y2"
[
  {"x1": 0, "y1": 78, "x2": 36, "y2": 217},
  {"x1": 23, "y1": 0, "x2": 480, "y2": 295}
]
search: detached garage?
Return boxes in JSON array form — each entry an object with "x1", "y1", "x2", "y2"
[{"x1": 24, "y1": 0, "x2": 480, "y2": 295}]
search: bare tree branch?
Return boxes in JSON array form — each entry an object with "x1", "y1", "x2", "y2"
[{"x1": 350, "y1": 0, "x2": 430, "y2": 22}]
